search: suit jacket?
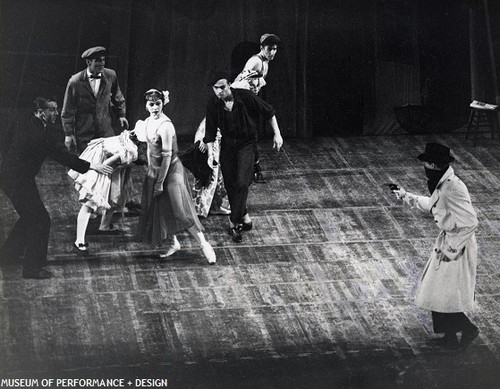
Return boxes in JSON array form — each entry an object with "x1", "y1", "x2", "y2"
[
  {"x1": 61, "y1": 68, "x2": 126, "y2": 153},
  {"x1": 403, "y1": 167, "x2": 479, "y2": 312},
  {"x1": 0, "y1": 115, "x2": 90, "y2": 186}
]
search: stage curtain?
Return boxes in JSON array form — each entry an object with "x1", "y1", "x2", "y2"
[{"x1": 127, "y1": 0, "x2": 309, "y2": 139}]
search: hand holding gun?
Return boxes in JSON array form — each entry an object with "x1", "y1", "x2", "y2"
[
  {"x1": 384, "y1": 183, "x2": 400, "y2": 191},
  {"x1": 384, "y1": 183, "x2": 405, "y2": 199}
]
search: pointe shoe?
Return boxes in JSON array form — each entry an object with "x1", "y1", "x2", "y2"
[
  {"x1": 159, "y1": 236, "x2": 181, "y2": 259},
  {"x1": 200, "y1": 242, "x2": 216, "y2": 265}
]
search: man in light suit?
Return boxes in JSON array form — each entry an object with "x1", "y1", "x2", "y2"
[
  {"x1": 62, "y1": 46, "x2": 131, "y2": 233},
  {"x1": 392, "y1": 143, "x2": 480, "y2": 349},
  {"x1": 62, "y1": 46, "x2": 128, "y2": 153}
]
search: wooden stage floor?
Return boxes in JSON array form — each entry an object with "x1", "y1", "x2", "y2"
[{"x1": 1, "y1": 134, "x2": 499, "y2": 388}]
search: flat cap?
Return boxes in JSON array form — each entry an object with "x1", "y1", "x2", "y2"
[
  {"x1": 260, "y1": 33, "x2": 281, "y2": 46},
  {"x1": 81, "y1": 46, "x2": 106, "y2": 59},
  {"x1": 206, "y1": 70, "x2": 231, "y2": 86}
]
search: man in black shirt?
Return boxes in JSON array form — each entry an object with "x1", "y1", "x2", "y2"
[
  {"x1": 204, "y1": 71, "x2": 283, "y2": 243},
  {"x1": 0, "y1": 97, "x2": 112, "y2": 279}
]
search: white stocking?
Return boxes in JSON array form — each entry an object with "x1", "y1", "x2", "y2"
[{"x1": 76, "y1": 205, "x2": 93, "y2": 244}]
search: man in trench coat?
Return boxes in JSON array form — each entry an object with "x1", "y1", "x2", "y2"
[{"x1": 393, "y1": 142, "x2": 479, "y2": 349}]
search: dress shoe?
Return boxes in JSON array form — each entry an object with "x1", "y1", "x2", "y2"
[
  {"x1": 123, "y1": 202, "x2": 142, "y2": 217},
  {"x1": 430, "y1": 334, "x2": 459, "y2": 349},
  {"x1": 228, "y1": 225, "x2": 243, "y2": 243},
  {"x1": 253, "y1": 162, "x2": 266, "y2": 183},
  {"x1": 73, "y1": 242, "x2": 89, "y2": 256},
  {"x1": 159, "y1": 236, "x2": 181, "y2": 259},
  {"x1": 460, "y1": 327, "x2": 479, "y2": 349},
  {"x1": 123, "y1": 207, "x2": 141, "y2": 217},
  {"x1": 125, "y1": 201, "x2": 142, "y2": 211},
  {"x1": 241, "y1": 220, "x2": 253, "y2": 231},
  {"x1": 200, "y1": 242, "x2": 216, "y2": 265},
  {"x1": 209, "y1": 206, "x2": 231, "y2": 216},
  {"x1": 23, "y1": 268, "x2": 53, "y2": 279}
]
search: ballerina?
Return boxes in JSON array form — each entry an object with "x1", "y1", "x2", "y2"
[{"x1": 134, "y1": 89, "x2": 216, "y2": 264}]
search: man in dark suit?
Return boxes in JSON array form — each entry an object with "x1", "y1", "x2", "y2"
[
  {"x1": 0, "y1": 97, "x2": 112, "y2": 279},
  {"x1": 62, "y1": 46, "x2": 136, "y2": 231}
]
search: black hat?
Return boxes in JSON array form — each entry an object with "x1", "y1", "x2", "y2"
[
  {"x1": 417, "y1": 142, "x2": 455, "y2": 164},
  {"x1": 260, "y1": 33, "x2": 281, "y2": 46},
  {"x1": 206, "y1": 70, "x2": 231, "y2": 86},
  {"x1": 81, "y1": 46, "x2": 106, "y2": 59}
]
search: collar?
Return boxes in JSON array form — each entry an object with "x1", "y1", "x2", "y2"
[
  {"x1": 216, "y1": 88, "x2": 244, "y2": 108},
  {"x1": 428, "y1": 166, "x2": 454, "y2": 211},
  {"x1": 33, "y1": 114, "x2": 47, "y2": 128},
  {"x1": 435, "y1": 166, "x2": 454, "y2": 190}
]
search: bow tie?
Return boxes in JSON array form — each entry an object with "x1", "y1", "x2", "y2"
[{"x1": 89, "y1": 74, "x2": 101, "y2": 79}]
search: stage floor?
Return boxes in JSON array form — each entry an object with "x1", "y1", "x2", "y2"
[{"x1": 1, "y1": 133, "x2": 500, "y2": 388}]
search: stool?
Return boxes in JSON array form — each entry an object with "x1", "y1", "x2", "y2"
[{"x1": 465, "y1": 102, "x2": 499, "y2": 146}]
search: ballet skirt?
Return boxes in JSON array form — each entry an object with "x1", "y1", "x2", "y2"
[
  {"x1": 68, "y1": 130, "x2": 138, "y2": 213},
  {"x1": 135, "y1": 114, "x2": 203, "y2": 245}
]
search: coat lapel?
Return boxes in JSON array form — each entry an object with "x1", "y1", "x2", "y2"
[
  {"x1": 79, "y1": 70, "x2": 96, "y2": 100},
  {"x1": 96, "y1": 71, "x2": 107, "y2": 99},
  {"x1": 429, "y1": 167, "x2": 454, "y2": 211}
]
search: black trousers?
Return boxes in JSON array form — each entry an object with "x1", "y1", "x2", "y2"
[
  {"x1": 0, "y1": 179, "x2": 51, "y2": 271},
  {"x1": 432, "y1": 311, "x2": 477, "y2": 334},
  {"x1": 219, "y1": 140, "x2": 255, "y2": 225}
]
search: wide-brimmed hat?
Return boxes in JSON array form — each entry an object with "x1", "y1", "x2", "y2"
[{"x1": 417, "y1": 142, "x2": 455, "y2": 164}]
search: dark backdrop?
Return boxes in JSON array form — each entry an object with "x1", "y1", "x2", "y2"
[{"x1": 0, "y1": 0, "x2": 496, "y2": 139}]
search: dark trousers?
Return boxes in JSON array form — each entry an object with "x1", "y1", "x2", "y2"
[
  {"x1": 432, "y1": 311, "x2": 477, "y2": 334},
  {"x1": 219, "y1": 140, "x2": 255, "y2": 225},
  {"x1": 0, "y1": 179, "x2": 51, "y2": 271}
]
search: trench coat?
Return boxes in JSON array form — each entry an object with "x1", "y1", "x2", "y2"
[
  {"x1": 402, "y1": 167, "x2": 478, "y2": 312},
  {"x1": 61, "y1": 68, "x2": 126, "y2": 153}
]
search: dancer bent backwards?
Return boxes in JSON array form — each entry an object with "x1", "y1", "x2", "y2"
[
  {"x1": 68, "y1": 130, "x2": 138, "y2": 254},
  {"x1": 134, "y1": 89, "x2": 216, "y2": 264}
]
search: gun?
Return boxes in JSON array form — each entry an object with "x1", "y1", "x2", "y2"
[{"x1": 384, "y1": 183, "x2": 400, "y2": 191}]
